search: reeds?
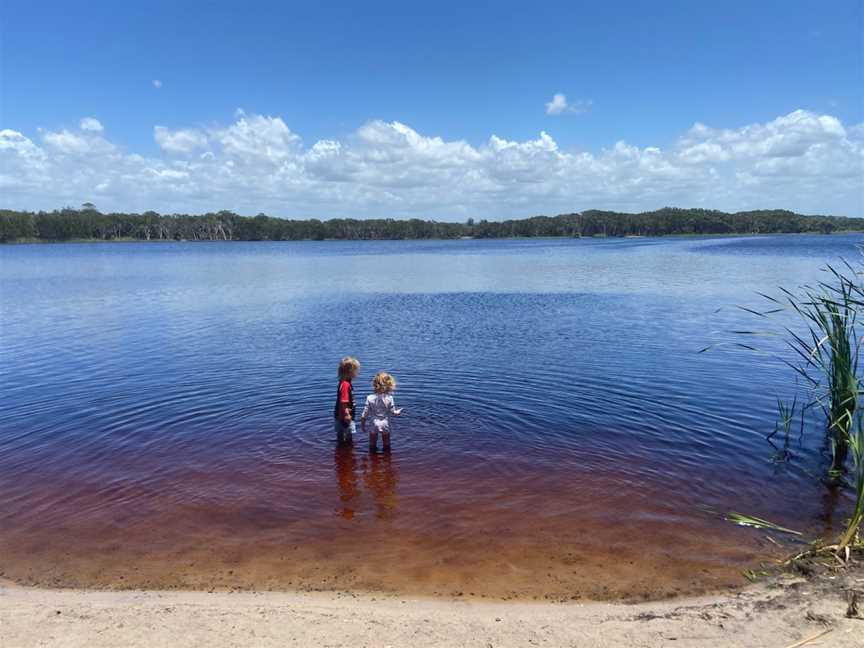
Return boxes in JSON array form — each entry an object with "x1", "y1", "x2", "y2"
[
  {"x1": 768, "y1": 262, "x2": 863, "y2": 549},
  {"x1": 767, "y1": 397, "x2": 799, "y2": 463},
  {"x1": 712, "y1": 259, "x2": 864, "y2": 553},
  {"x1": 725, "y1": 512, "x2": 802, "y2": 536},
  {"x1": 838, "y1": 417, "x2": 863, "y2": 550},
  {"x1": 744, "y1": 263, "x2": 860, "y2": 473}
]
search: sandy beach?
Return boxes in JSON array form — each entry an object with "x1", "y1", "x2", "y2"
[{"x1": 2, "y1": 564, "x2": 862, "y2": 648}]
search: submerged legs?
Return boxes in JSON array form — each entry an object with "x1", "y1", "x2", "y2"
[{"x1": 368, "y1": 431, "x2": 391, "y2": 453}]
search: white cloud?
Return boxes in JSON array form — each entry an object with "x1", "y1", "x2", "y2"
[
  {"x1": 546, "y1": 93, "x2": 567, "y2": 115},
  {"x1": 0, "y1": 129, "x2": 43, "y2": 157},
  {"x1": 152, "y1": 79, "x2": 162, "y2": 88},
  {"x1": 42, "y1": 130, "x2": 91, "y2": 153},
  {"x1": 214, "y1": 113, "x2": 301, "y2": 161},
  {"x1": 41, "y1": 128, "x2": 115, "y2": 155},
  {"x1": 154, "y1": 126, "x2": 209, "y2": 154},
  {"x1": 677, "y1": 110, "x2": 847, "y2": 163},
  {"x1": 79, "y1": 117, "x2": 104, "y2": 132},
  {"x1": 1, "y1": 109, "x2": 862, "y2": 218},
  {"x1": 0, "y1": 129, "x2": 48, "y2": 191},
  {"x1": 545, "y1": 93, "x2": 592, "y2": 116}
]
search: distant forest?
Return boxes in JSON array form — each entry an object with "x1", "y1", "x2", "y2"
[{"x1": 1, "y1": 205, "x2": 862, "y2": 243}]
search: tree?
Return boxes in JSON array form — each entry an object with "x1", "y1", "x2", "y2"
[{"x1": 1, "y1": 207, "x2": 861, "y2": 243}]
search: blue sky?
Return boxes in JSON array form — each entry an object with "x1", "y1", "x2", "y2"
[{"x1": 2, "y1": 0, "x2": 863, "y2": 218}]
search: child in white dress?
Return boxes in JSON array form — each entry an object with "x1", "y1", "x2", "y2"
[{"x1": 361, "y1": 372, "x2": 403, "y2": 452}]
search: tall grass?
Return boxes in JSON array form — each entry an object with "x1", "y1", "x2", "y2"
[
  {"x1": 767, "y1": 397, "x2": 799, "y2": 463},
  {"x1": 714, "y1": 260, "x2": 864, "y2": 551},
  {"x1": 741, "y1": 262, "x2": 862, "y2": 474},
  {"x1": 838, "y1": 417, "x2": 863, "y2": 549},
  {"x1": 771, "y1": 262, "x2": 863, "y2": 547},
  {"x1": 779, "y1": 264, "x2": 861, "y2": 472}
]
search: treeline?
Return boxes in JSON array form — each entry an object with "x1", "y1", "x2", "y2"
[{"x1": 1, "y1": 205, "x2": 861, "y2": 243}]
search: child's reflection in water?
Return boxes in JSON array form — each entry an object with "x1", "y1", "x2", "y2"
[
  {"x1": 333, "y1": 445, "x2": 360, "y2": 519},
  {"x1": 362, "y1": 452, "x2": 399, "y2": 520},
  {"x1": 333, "y1": 445, "x2": 399, "y2": 520}
]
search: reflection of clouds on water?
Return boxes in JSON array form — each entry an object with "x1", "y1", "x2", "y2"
[{"x1": 333, "y1": 445, "x2": 399, "y2": 520}]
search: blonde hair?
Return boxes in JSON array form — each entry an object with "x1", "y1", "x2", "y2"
[
  {"x1": 338, "y1": 356, "x2": 360, "y2": 380},
  {"x1": 372, "y1": 371, "x2": 397, "y2": 394}
]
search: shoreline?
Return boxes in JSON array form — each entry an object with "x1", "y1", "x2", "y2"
[
  {"x1": 2, "y1": 230, "x2": 864, "y2": 246},
  {"x1": 1, "y1": 564, "x2": 861, "y2": 648}
]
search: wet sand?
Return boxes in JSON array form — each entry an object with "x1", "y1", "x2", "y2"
[
  {"x1": 0, "y1": 530, "x2": 761, "y2": 602},
  {"x1": 0, "y1": 497, "x2": 773, "y2": 601},
  {"x1": 2, "y1": 563, "x2": 862, "y2": 648}
]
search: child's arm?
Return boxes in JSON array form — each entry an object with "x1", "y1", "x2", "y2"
[
  {"x1": 390, "y1": 397, "x2": 403, "y2": 416},
  {"x1": 361, "y1": 397, "x2": 370, "y2": 429},
  {"x1": 338, "y1": 382, "x2": 352, "y2": 422},
  {"x1": 338, "y1": 401, "x2": 351, "y2": 422}
]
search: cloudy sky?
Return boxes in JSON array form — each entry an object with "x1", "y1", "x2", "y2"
[{"x1": 2, "y1": 0, "x2": 862, "y2": 219}]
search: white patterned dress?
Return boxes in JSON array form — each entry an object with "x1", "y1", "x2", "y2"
[{"x1": 361, "y1": 393, "x2": 401, "y2": 434}]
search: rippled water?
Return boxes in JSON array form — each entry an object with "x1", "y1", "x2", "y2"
[{"x1": 0, "y1": 234, "x2": 861, "y2": 599}]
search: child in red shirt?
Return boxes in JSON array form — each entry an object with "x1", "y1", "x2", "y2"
[{"x1": 334, "y1": 356, "x2": 360, "y2": 444}]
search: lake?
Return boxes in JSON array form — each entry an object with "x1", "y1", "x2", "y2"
[{"x1": 0, "y1": 234, "x2": 860, "y2": 600}]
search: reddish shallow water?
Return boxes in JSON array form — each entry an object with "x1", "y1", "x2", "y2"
[
  {"x1": 2, "y1": 237, "x2": 860, "y2": 599},
  {"x1": 0, "y1": 441, "x2": 784, "y2": 600}
]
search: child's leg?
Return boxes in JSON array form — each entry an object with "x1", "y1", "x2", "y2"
[
  {"x1": 382, "y1": 432, "x2": 391, "y2": 452},
  {"x1": 336, "y1": 420, "x2": 354, "y2": 445},
  {"x1": 369, "y1": 430, "x2": 378, "y2": 452}
]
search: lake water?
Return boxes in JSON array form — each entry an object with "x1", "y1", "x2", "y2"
[{"x1": 0, "y1": 234, "x2": 861, "y2": 600}]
